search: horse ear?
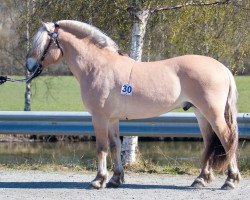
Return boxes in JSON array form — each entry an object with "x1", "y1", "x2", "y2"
[{"x1": 42, "y1": 22, "x2": 51, "y2": 32}]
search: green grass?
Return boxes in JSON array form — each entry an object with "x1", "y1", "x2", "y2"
[
  {"x1": 0, "y1": 75, "x2": 250, "y2": 112},
  {"x1": 0, "y1": 76, "x2": 83, "y2": 111},
  {"x1": 235, "y1": 76, "x2": 250, "y2": 113}
]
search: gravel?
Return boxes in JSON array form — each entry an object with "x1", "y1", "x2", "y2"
[{"x1": 0, "y1": 169, "x2": 249, "y2": 200}]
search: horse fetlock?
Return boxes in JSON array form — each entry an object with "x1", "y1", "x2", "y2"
[
  {"x1": 235, "y1": 172, "x2": 241, "y2": 183},
  {"x1": 116, "y1": 170, "x2": 125, "y2": 183},
  {"x1": 228, "y1": 171, "x2": 241, "y2": 183},
  {"x1": 204, "y1": 172, "x2": 214, "y2": 183}
]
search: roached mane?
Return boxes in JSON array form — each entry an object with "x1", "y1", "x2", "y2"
[{"x1": 57, "y1": 20, "x2": 119, "y2": 52}]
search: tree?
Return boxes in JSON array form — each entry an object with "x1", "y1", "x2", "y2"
[{"x1": 24, "y1": 0, "x2": 35, "y2": 111}]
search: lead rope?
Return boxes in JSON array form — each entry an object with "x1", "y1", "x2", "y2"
[
  {"x1": 0, "y1": 64, "x2": 43, "y2": 85},
  {"x1": 0, "y1": 75, "x2": 32, "y2": 85}
]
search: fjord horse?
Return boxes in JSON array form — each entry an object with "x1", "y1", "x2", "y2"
[{"x1": 26, "y1": 20, "x2": 240, "y2": 190}]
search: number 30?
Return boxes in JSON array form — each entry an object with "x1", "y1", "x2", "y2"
[{"x1": 121, "y1": 84, "x2": 132, "y2": 95}]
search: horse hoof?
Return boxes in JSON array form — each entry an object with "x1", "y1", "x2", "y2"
[
  {"x1": 191, "y1": 182, "x2": 205, "y2": 188},
  {"x1": 191, "y1": 179, "x2": 206, "y2": 188},
  {"x1": 86, "y1": 183, "x2": 102, "y2": 190},
  {"x1": 107, "y1": 181, "x2": 120, "y2": 188},
  {"x1": 221, "y1": 181, "x2": 235, "y2": 190},
  {"x1": 86, "y1": 184, "x2": 97, "y2": 190},
  {"x1": 87, "y1": 181, "x2": 106, "y2": 190}
]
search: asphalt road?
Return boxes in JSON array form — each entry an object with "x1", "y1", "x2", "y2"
[{"x1": 0, "y1": 169, "x2": 249, "y2": 200}]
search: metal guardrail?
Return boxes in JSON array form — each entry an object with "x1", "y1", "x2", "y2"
[{"x1": 0, "y1": 111, "x2": 249, "y2": 138}]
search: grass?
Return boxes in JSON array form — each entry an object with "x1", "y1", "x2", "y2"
[
  {"x1": 0, "y1": 140, "x2": 248, "y2": 175},
  {"x1": 124, "y1": 152, "x2": 199, "y2": 175},
  {"x1": 235, "y1": 76, "x2": 250, "y2": 113},
  {"x1": 0, "y1": 163, "x2": 197, "y2": 176},
  {"x1": 0, "y1": 75, "x2": 250, "y2": 112},
  {"x1": 0, "y1": 148, "x2": 200, "y2": 175},
  {"x1": 0, "y1": 163, "x2": 93, "y2": 173},
  {"x1": 0, "y1": 76, "x2": 83, "y2": 111},
  {"x1": 0, "y1": 150, "x2": 248, "y2": 176}
]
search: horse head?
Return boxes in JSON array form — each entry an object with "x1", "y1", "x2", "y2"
[{"x1": 26, "y1": 22, "x2": 63, "y2": 75}]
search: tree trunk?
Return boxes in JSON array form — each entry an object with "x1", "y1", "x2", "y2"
[
  {"x1": 24, "y1": 76, "x2": 31, "y2": 111},
  {"x1": 129, "y1": 9, "x2": 150, "y2": 60},
  {"x1": 121, "y1": 8, "x2": 150, "y2": 166},
  {"x1": 24, "y1": 0, "x2": 33, "y2": 111}
]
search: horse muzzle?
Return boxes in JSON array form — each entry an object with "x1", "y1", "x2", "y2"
[
  {"x1": 26, "y1": 58, "x2": 40, "y2": 72},
  {"x1": 25, "y1": 58, "x2": 44, "y2": 83}
]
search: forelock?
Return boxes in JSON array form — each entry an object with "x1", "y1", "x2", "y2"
[{"x1": 31, "y1": 26, "x2": 49, "y2": 59}]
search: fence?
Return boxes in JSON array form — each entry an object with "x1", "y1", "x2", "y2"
[{"x1": 0, "y1": 111, "x2": 249, "y2": 138}]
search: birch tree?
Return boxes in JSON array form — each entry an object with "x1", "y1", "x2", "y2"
[{"x1": 24, "y1": 0, "x2": 32, "y2": 111}]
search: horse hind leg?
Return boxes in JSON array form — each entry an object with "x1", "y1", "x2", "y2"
[
  {"x1": 106, "y1": 119, "x2": 124, "y2": 188},
  {"x1": 206, "y1": 111, "x2": 240, "y2": 189},
  {"x1": 219, "y1": 98, "x2": 241, "y2": 189},
  {"x1": 191, "y1": 109, "x2": 215, "y2": 188}
]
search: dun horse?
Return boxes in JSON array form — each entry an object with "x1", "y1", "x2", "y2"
[{"x1": 26, "y1": 20, "x2": 240, "y2": 190}]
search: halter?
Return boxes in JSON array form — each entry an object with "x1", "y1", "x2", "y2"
[
  {"x1": 0, "y1": 23, "x2": 63, "y2": 85},
  {"x1": 39, "y1": 23, "x2": 63, "y2": 64}
]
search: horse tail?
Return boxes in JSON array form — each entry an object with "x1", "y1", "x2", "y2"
[
  {"x1": 224, "y1": 68, "x2": 238, "y2": 162},
  {"x1": 225, "y1": 68, "x2": 238, "y2": 139},
  {"x1": 210, "y1": 68, "x2": 239, "y2": 171}
]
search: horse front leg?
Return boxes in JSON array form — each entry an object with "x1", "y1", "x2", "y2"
[
  {"x1": 89, "y1": 116, "x2": 109, "y2": 189},
  {"x1": 107, "y1": 119, "x2": 124, "y2": 188}
]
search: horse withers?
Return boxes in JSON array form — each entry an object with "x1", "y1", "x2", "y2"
[{"x1": 26, "y1": 20, "x2": 240, "y2": 190}]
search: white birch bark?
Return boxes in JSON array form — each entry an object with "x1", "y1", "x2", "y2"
[
  {"x1": 129, "y1": 9, "x2": 150, "y2": 60},
  {"x1": 24, "y1": 0, "x2": 34, "y2": 111},
  {"x1": 121, "y1": 8, "x2": 150, "y2": 166}
]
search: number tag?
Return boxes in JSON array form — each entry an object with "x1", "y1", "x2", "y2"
[{"x1": 121, "y1": 83, "x2": 133, "y2": 96}]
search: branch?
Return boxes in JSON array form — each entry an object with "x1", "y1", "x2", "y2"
[
  {"x1": 150, "y1": 0, "x2": 231, "y2": 13},
  {"x1": 0, "y1": 46, "x2": 25, "y2": 68},
  {"x1": 232, "y1": 1, "x2": 250, "y2": 11}
]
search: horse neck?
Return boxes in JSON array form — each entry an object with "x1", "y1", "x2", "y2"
[{"x1": 59, "y1": 29, "x2": 115, "y2": 82}]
